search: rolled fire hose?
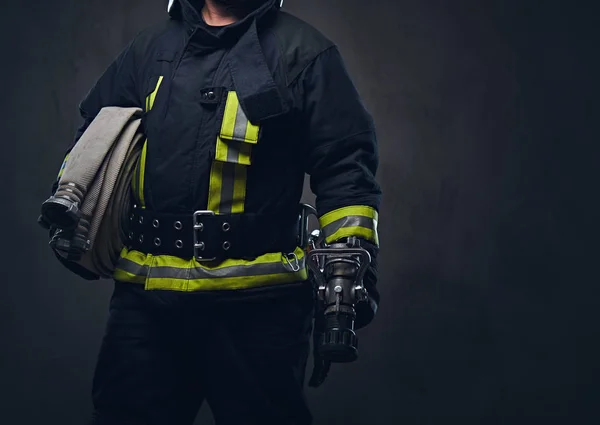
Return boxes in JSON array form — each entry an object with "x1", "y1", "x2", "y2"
[{"x1": 40, "y1": 107, "x2": 144, "y2": 278}]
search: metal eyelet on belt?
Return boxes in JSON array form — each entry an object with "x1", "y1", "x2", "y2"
[
  {"x1": 174, "y1": 221, "x2": 183, "y2": 231},
  {"x1": 222, "y1": 241, "x2": 231, "y2": 251},
  {"x1": 222, "y1": 222, "x2": 231, "y2": 232},
  {"x1": 196, "y1": 242, "x2": 205, "y2": 251},
  {"x1": 139, "y1": 234, "x2": 144, "y2": 243},
  {"x1": 128, "y1": 232, "x2": 133, "y2": 240},
  {"x1": 139, "y1": 216, "x2": 144, "y2": 224},
  {"x1": 175, "y1": 240, "x2": 183, "y2": 249},
  {"x1": 197, "y1": 223, "x2": 204, "y2": 232},
  {"x1": 153, "y1": 219, "x2": 160, "y2": 228},
  {"x1": 154, "y1": 237, "x2": 161, "y2": 247},
  {"x1": 129, "y1": 213, "x2": 134, "y2": 221}
]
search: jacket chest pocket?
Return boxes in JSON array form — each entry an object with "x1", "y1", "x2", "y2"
[
  {"x1": 215, "y1": 91, "x2": 260, "y2": 166},
  {"x1": 207, "y1": 91, "x2": 261, "y2": 214}
]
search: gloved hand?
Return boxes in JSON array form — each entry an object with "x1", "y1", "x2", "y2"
[{"x1": 354, "y1": 238, "x2": 380, "y2": 330}]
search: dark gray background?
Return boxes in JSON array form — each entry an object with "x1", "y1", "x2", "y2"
[{"x1": 0, "y1": 0, "x2": 597, "y2": 424}]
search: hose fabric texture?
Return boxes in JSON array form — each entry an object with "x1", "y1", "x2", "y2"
[{"x1": 51, "y1": 107, "x2": 144, "y2": 278}]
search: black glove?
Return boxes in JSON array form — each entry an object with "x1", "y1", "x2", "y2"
[
  {"x1": 354, "y1": 238, "x2": 380, "y2": 330},
  {"x1": 308, "y1": 296, "x2": 331, "y2": 388}
]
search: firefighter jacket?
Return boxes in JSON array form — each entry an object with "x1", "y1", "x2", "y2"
[{"x1": 55, "y1": 0, "x2": 382, "y2": 321}]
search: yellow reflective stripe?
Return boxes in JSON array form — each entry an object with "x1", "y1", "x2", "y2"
[
  {"x1": 320, "y1": 206, "x2": 379, "y2": 226},
  {"x1": 208, "y1": 91, "x2": 259, "y2": 213},
  {"x1": 231, "y1": 164, "x2": 247, "y2": 214},
  {"x1": 113, "y1": 267, "x2": 147, "y2": 285},
  {"x1": 138, "y1": 141, "x2": 148, "y2": 208},
  {"x1": 215, "y1": 136, "x2": 253, "y2": 166},
  {"x1": 207, "y1": 161, "x2": 224, "y2": 213},
  {"x1": 149, "y1": 270, "x2": 307, "y2": 291},
  {"x1": 220, "y1": 91, "x2": 259, "y2": 144},
  {"x1": 219, "y1": 163, "x2": 234, "y2": 213},
  {"x1": 135, "y1": 76, "x2": 163, "y2": 207},
  {"x1": 221, "y1": 91, "x2": 240, "y2": 139},
  {"x1": 208, "y1": 149, "x2": 248, "y2": 213},
  {"x1": 324, "y1": 226, "x2": 379, "y2": 245},
  {"x1": 215, "y1": 136, "x2": 229, "y2": 163},
  {"x1": 319, "y1": 205, "x2": 380, "y2": 246},
  {"x1": 146, "y1": 76, "x2": 164, "y2": 112},
  {"x1": 244, "y1": 118, "x2": 260, "y2": 142},
  {"x1": 113, "y1": 247, "x2": 308, "y2": 291},
  {"x1": 57, "y1": 153, "x2": 70, "y2": 179}
]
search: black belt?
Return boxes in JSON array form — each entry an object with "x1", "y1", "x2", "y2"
[{"x1": 125, "y1": 207, "x2": 299, "y2": 261}]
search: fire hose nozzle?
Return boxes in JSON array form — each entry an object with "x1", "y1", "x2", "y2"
[{"x1": 41, "y1": 196, "x2": 81, "y2": 230}]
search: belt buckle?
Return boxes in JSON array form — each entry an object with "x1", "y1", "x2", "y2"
[{"x1": 193, "y1": 210, "x2": 216, "y2": 262}]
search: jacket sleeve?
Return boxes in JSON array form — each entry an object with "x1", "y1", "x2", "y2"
[
  {"x1": 53, "y1": 38, "x2": 142, "y2": 190},
  {"x1": 299, "y1": 46, "x2": 382, "y2": 327},
  {"x1": 76, "y1": 40, "x2": 141, "y2": 140}
]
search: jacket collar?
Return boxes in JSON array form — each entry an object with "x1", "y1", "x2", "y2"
[
  {"x1": 168, "y1": 0, "x2": 281, "y2": 34},
  {"x1": 168, "y1": 0, "x2": 289, "y2": 123}
]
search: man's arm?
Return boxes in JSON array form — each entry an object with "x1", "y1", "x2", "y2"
[
  {"x1": 53, "y1": 38, "x2": 142, "y2": 189},
  {"x1": 44, "y1": 38, "x2": 142, "y2": 279},
  {"x1": 75, "y1": 38, "x2": 141, "y2": 144},
  {"x1": 299, "y1": 46, "x2": 382, "y2": 328}
]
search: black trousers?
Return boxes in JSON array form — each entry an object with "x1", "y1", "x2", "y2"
[{"x1": 91, "y1": 281, "x2": 314, "y2": 425}]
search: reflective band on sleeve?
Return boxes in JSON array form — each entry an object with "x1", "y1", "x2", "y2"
[
  {"x1": 57, "y1": 153, "x2": 70, "y2": 179},
  {"x1": 319, "y1": 205, "x2": 380, "y2": 246},
  {"x1": 146, "y1": 76, "x2": 164, "y2": 112},
  {"x1": 113, "y1": 247, "x2": 308, "y2": 291}
]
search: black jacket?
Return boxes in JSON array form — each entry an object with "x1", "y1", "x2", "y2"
[{"x1": 64, "y1": 0, "x2": 382, "y2": 322}]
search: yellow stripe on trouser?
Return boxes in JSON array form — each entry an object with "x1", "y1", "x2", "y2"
[
  {"x1": 113, "y1": 90, "x2": 306, "y2": 291},
  {"x1": 319, "y1": 205, "x2": 380, "y2": 246}
]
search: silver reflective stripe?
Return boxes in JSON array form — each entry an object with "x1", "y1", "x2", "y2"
[
  {"x1": 233, "y1": 102, "x2": 249, "y2": 142},
  {"x1": 118, "y1": 258, "x2": 150, "y2": 276},
  {"x1": 221, "y1": 138, "x2": 252, "y2": 165},
  {"x1": 321, "y1": 215, "x2": 377, "y2": 239},
  {"x1": 117, "y1": 255, "x2": 306, "y2": 280},
  {"x1": 226, "y1": 139, "x2": 240, "y2": 163},
  {"x1": 219, "y1": 162, "x2": 236, "y2": 214}
]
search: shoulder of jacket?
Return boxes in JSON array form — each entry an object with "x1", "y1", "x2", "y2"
[
  {"x1": 268, "y1": 11, "x2": 336, "y2": 86},
  {"x1": 131, "y1": 19, "x2": 185, "y2": 56}
]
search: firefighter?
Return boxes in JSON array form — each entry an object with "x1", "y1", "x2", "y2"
[{"x1": 55, "y1": 0, "x2": 381, "y2": 423}]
